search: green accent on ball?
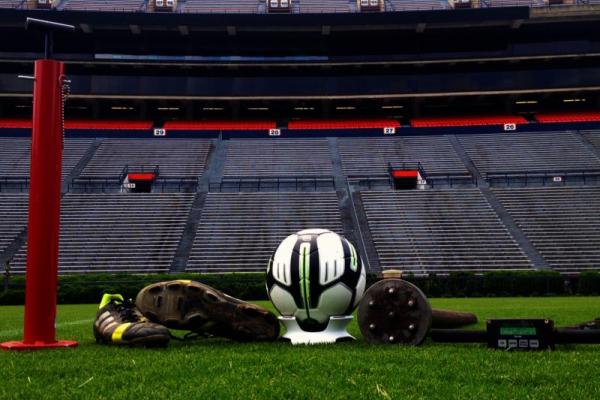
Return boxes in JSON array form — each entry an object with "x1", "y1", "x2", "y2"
[
  {"x1": 300, "y1": 243, "x2": 311, "y2": 318},
  {"x1": 350, "y1": 243, "x2": 358, "y2": 272}
]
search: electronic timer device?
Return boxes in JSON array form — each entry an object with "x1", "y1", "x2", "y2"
[
  {"x1": 487, "y1": 319, "x2": 555, "y2": 350},
  {"x1": 431, "y1": 318, "x2": 600, "y2": 351}
]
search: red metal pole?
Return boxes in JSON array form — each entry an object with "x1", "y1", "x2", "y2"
[{"x1": 1, "y1": 59, "x2": 77, "y2": 350}]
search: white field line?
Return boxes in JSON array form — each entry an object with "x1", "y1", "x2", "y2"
[{"x1": 0, "y1": 318, "x2": 93, "y2": 338}]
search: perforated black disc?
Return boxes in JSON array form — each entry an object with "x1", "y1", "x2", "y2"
[{"x1": 358, "y1": 279, "x2": 432, "y2": 346}]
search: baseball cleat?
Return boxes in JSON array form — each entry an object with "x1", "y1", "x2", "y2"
[
  {"x1": 93, "y1": 293, "x2": 170, "y2": 347},
  {"x1": 135, "y1": 280, "x2": 280, "y2": 341}
]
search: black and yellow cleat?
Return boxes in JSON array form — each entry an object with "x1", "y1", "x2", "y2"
[
  {"x1": 135, "y1": 280, "x2": 280, "y2": 342},
  {"x1": 93, "y1": 294, "x2": 170, "y2": 347}
]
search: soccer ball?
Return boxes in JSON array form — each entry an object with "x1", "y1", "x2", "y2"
[{"x1": 266, "y1": 229, "x2": 367, "y2": 331}]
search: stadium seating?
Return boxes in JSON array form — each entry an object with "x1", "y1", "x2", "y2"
[
  {"x1": 80, "y1": 139, "x2": 211, "y2": 179},
  {"x1": 0, "y1": 0, "x2": 24, "y2": 9},
  {"x1": 411, "y1": 115, "x2": 528, "y2": 128},
  {"x1": 494, "y1": 186, "x2": 600, "y2": 273},
  {"x1": 288, "y1": 119, "x2": 399, "y2": 130},
  {"x1": 481, "y1": 0, "x2": 545, "y2": 7},
  {"x1": 222, "y1": 139, "x2": 334, "y2": 177},
  {"x1": 583, "y1": 131, "x2": 600, "y2": 152},
  {"x1": 186, "y1": 192, "x2": 343, "y2": 272},
  {"x1": 337, "y1": 136, "x2": 469, "y2": 177},
  {"x1": 534, "y1": 111, "x2": 600, "y2": 123},
  {"x1": 361, "y1": 189, "x2": 533, "y2": 274},
  {"x1": 10, "y1": 193, "x2": 194, "y2": 274},
  {"x1": 163, "y1": 120, "x2": 275, "y2": 130},
  {"x1": 62, "y1": 0, "x2": 147, "y2": 12},
  {"x1": 0, "y1": 193, "x2": 28, "y2": 258},
  {"x1": 298, "y1": 0, "x2": 351, "y2": 13},
  {"x1": 0, "y1": 119, "x2": 31, "y2": 128},
  {"x1": 65, "y1": 120, "x2": 153, "y2": 130},
  {"x1": 457, "y1": 132, "x2": 600, "y2": 175},
  {"x1": 0, "y1": 138, "x2": 93, "y2": 180},
  {"x1": 386, "y1": 0, "x2": 449, "y2": 11},
  {"x1": 181, "y1": 0, "x2": 260, "y2": 13}
]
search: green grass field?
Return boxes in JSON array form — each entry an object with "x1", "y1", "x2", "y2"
[{"x1": 1, "y1": 297, "x2": 600, "y2": 400}]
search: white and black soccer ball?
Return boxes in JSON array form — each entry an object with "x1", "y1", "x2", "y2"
[{"x1": 266, "y1": 229, "x2": 367, "y2": 331}]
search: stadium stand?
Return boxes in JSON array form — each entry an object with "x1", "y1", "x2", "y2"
[
  {"x1": 481, "y1": 0, "x2": 545, "y2": 7},
  {"x1": 361, "y1": 189, "x2": 534, "y2": 274},
  {"x1": 0, "y1": 137, "x2": 93, "y2": 180},
  {"x1": 222, "y1": 139, "x2": 334, "y2": 177},
  {"x1": 163, "y1": 120, "x2": 275, "y2": 131},
  {"x1": 80, "y1": 139, "x2": 211, "y2": 179},
  {"x1": 0, "y1": 193, "x2": 28, "y2": 258},
  {"x1": 0, "y1": 119, "x2": 30, "y2": 128},
  {"x1": 583, "y1": 131, "x2": 600, "y2": 152},
  {"x1": 0, "y1": 0, "x2": 24, "y2": 9},
  {"x1": 411, "y1": 115, "x2": 527, "y2": 127},
  {"x1": 65, "y1": 120, "x2": 153, "y2": 130},
  {"x1": 535, "y1": 111, "x2": 600, "y2": 123},
  {"x1": 298, "y1": 0, "x2": 351, "y2": 13},
  {"x1": 457, "y1": 132, "x2": 600, "y2": 175},
  {"x1": 181, "y1": 0, "x2": 260, "y2": 13},
  {"x1": 10, "y1": 193, "x2": 194, "y2": 274},
  {"x1": 337, "y1": 136, "x2": 469, "y2": 177},
  {"x1": 288, "y1": 119, "x2": 399, "y2": 130},
  {"x1": 61, "y1": 0, "x2": 147, "y2": 12},
  {"x1": 386, "y1": 0, "x2": 449, "y2": 11},
  {"x1": 186, "y1": 192, "x2": 344, "y2": 272},
  {"x1": 494, "y1": 186, "x2": 600, "y2": 273}
]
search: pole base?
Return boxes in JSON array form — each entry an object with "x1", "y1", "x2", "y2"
[
  {"x1": 1, "y1": 340, "x2": 78, "y2": 351},
  {"x1": 279, "y1": 315, "x2": 355, "y2": 345}
]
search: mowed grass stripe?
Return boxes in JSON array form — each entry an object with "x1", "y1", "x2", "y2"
[{"x1": 0, "y1": 298, "x2": 599, "y2": 400}]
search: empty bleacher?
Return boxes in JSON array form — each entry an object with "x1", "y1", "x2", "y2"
[
  {"x1": 298, "y1": 0, "x2": 351, "y2": 13},
  {"x1": 361, "y1": 189, "x2": 533, "y2": 274},
  {"x1": 62, "y1": 0, "x2": 146, "y2": 12},
  {"x1": 0, "y1": 0, "x2": 23, "y2": 9},
  {"x1": 583, "y1": 131, "x2": 600, "y2": 153},
  {"x1": 164, "y1": 120, "x2": 275, "y2": 131},
  {"x1": 0, "y1": 138, "x2": 93, "y2": 180},
  {"x1": 535, "y1": 111, "x2": 600, "y2": 123},
  {"x1": 494, "y1": 186, "x2": 600, "y2": 273},
  {"x1": 182, "y1": 0, "x2": 259, "y2": 13},
  {"x1": 411, "y1": 115, "x2": 527, "y2": 128},
  {"x1": 11, "y1": 193, "x2": 194, "y2": 274},
  {"x1": 458, "y1": 132, "x2": 600, "y2": 175},
  {"x1": 481, "y1": 0, "x2": 545, "y2": 7},
  {"x1": 186, "y1": 192, "x2": 343, "y2": 272},
  {"x1": 288, "y1": 119, "x2": 399, "y2": 130},
  {"x1": 222, "y1": 139, "x2": 333, "y2": 177},
  {"x1": 80, "y1": 139, "x2": 211, "y2": 179},
  {"x1": 338, "y1": 136, "x2": 469, "y2": 177},
  {"x1": 0, "y1": 194, "x2": 28, "y2": 259},
  {"x1": 386, "y1": 0, "x2": 449, "y2": 11}
]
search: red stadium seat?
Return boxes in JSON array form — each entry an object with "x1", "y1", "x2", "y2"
[
  {"x1": 0, "y1": 119, "x2": 32, "y2": 128},
  {"x1": 163, "y1": 120, "x2": 276, "y2": 130},
  {"x1": 410, "y1": 115, "x2": 527, "y2": 128},
  {"x1": 535, "y1": 111, "x2": 600, "y2": 123},
  {"x1": 288, "y1": 119, "x2": 400, "y2": 130},
  {"x1": 65, "y1": 120, "x2": 153, "y2": 130}
]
